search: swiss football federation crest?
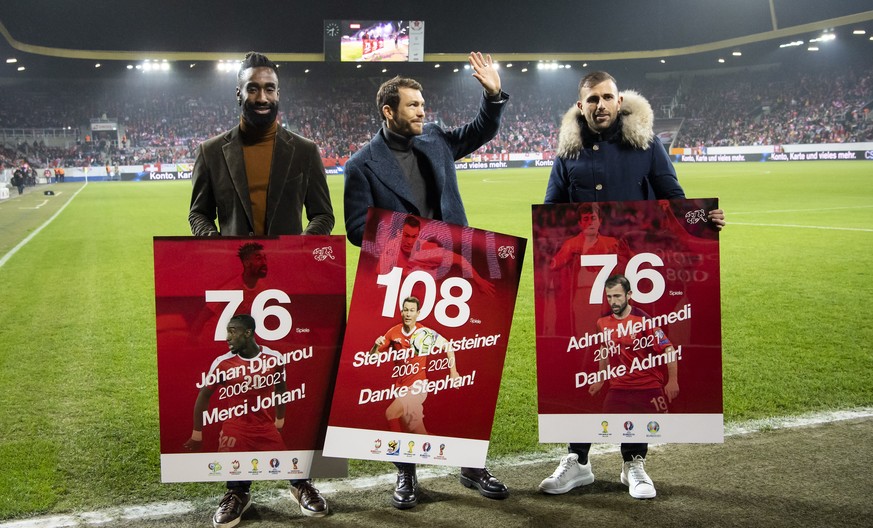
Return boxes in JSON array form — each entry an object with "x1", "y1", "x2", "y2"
[
  {"x1": 684, "y1": 209, "x2": 708, "y2": 224},
  {"x1": 313, "y1": 246, "x2": 336, "y2": 261},
  {"x1": 498, "y1": 245, "x2": 516, "y2": 259}
]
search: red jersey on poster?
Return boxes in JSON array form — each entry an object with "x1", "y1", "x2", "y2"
[
  {"x1": 533, "y1": 199, "x2": 723, "y2": 443},
  {"x1": 375, "y1": 323, "x2": 428, "y2": 388},
  {"x1": 323, "y1": 209, "x2": 526, "y2": 467},
  {"x1": 596, "y1": 307, "x2": 673, "y2": 390},
  {"x1": 154, "y1": 235, "x2": 347, "y2": 482},
  {"x1": 202, "y1": 345, "x2": 285, "y2": 427},
  {"x1": 201, "y1": 345, "x2": 288, "y2": 452}
]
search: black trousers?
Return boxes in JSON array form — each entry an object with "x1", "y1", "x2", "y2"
[
  {"x1": 227, "y1": 479, "x2": 308, "y2": 492},
  {"x1": 568, "y1": 442, "x2": 647, "y2": 463}
]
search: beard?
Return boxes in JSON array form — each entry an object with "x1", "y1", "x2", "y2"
[{"x1": 242, "y1": 100, "x2": 279, "y2": 128}]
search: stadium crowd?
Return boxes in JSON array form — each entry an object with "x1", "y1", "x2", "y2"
[
  {"x1": 672, "y1": 68, "x2": 873, "y2": 148},
  {"x1": 0, "y1": 65, "x2": 870, "y2": 173}
]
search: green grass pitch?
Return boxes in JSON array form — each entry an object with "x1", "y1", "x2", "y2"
[{"x1": 0, "y1": 161, "x2": 871, "y2": 518}]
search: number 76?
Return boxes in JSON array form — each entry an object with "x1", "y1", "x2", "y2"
[{"x1": 581, "y1": 252, "x2": 665, "y2": 304}]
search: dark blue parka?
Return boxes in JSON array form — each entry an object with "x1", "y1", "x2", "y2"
[{"x1": 545, "y1": 90, "x2": 685, "y2": 204}]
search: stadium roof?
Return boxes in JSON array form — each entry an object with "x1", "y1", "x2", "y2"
[{"x1": 1, "y1": 0, "x2": 872, "y2": 78}]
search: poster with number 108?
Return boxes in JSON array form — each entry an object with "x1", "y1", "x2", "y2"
[{"x1": 324, "y1": 208, "x2": 526, "y2": 468}]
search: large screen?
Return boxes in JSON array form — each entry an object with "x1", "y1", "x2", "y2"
[{"x1": 324, "y1": 20, "x2": 424, "y2": 62}]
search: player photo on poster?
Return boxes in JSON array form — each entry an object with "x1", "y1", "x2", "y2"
[
  {"x1": 153, "y1": 236, "x2": 347, "y2": 483},
  {"x1": 323, "y1": 208, "x2": 526, "y2": 468},
  {"x1": 533, "y1": 199, "x2": 723, "y2": 444}
]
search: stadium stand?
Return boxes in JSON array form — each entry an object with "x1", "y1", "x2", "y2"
[{"x1": 0, "y1": 65, "x2": 870, "y2": 172}]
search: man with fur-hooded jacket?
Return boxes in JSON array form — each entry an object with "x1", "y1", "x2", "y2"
[
  {"x1": 539, "y1": 71, "x2": 724, "y2": 501},
  {"x1": 546, "y1": 71, "x2": 705, "y2": 204}
]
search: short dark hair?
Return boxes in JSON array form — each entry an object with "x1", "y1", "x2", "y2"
[
  {"x1": 238, "y1": 52, "x2": 278, "y2": 86},
  {"x1": 579, "y1": 71, "x2": 618, "y2": 96},
  {"x1": 577, "y1": 203, "x2": 601, "y2": 219},
  {"x1": 376, "y1": 76, "x2": 423, "y2": 120},
  {"x1": 402, "y1": 296, "x2": 421, "y2": 310},
  {"x1": 229, "y1": 313, "x2": 256, "y2": 331},
  {"x1": 237, "y1": 242, "x2": 264, "y2": 261},
  {"x1": 403, "y1": 215, "x2": 421, "y2": 229},
  {"x1": 604, "y1": 274, "x2": 631, "y2": 294}
]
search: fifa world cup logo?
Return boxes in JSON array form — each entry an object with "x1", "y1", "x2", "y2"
[
  {"x1": 251, "y1": 459, "x2": 259, "y2": 471},
  {"x1": 407, "y1": 441, "x2": 415, "y2": 454},
  {"x1": 292, "y1": 457, "x2": 299, "y2": 470},
  {"x1": 601, "y1": 421, "x2": 609, "y2": 434},
  {"x1": 439, "y1": 443, "x2": 446, "y2": 456}
]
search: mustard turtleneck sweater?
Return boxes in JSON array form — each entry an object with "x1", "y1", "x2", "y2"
[{"x1": 239, "y1": 117, "x2": 277, "y2": 235}]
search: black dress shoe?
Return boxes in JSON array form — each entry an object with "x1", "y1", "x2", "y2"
[
  {"x1": 460, "y1": 467, "x2": 509, "y2": 499},
  {"x1": 392, "y1": 463, "x2": 419, "y2": 509}
]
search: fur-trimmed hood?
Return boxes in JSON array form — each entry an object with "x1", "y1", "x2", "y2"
[{"x1": 556, "y1": 90, "x2": 654, "y2": 158}]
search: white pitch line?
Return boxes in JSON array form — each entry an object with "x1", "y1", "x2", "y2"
[
  {"x1": 0, "y1": 184, "x2": 87, "y2": 269},
  {"x1": 19, "y1": 199, "x2": 49, "y2": 210},
  {"x1": 728, "y1": 221, "x2": 873, "y2": 232},
  {"x1": 730, "y1": 205, "x2": 873, "y2": 215},
  {"x1": 3, "y1": 408, "x2": 871, "y2": 528}
]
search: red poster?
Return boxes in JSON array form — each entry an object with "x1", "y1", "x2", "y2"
[
  {"x1": 154, "y1": 236, "x2": 347, "y2": 482},
  {"x1": 324, "y1": 209, "x2": 526, "y2": 467},
  {"x1": 533, "y1": 199, "x2": 723, "y2": 443}
]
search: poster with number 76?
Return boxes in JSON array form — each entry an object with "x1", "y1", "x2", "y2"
[
  {"x1": 533, "y1": 199, "x2": 723, "y2": 444},
  {"x1": 324, "y1": 208, "x2": 526, "y2": 468},
  {"x1": 153, "y1": 236, "x2": 347, "y2": 482}
]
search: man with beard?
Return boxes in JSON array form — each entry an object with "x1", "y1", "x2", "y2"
[
  {"x1": 539, "y1": 71, "x2": 724, "y2": 500},
  {"x1": 187, "y1": 52, "x2": 332, "y2": 525},
  {"x1": 343, "y1": 52, "x2": 508, "y2": 247},
  {"x1": 189, "y1": 51, "x2": 334, "y2": 237},
  {"x1": 343, "y1": 52, "x2": 510, "y2": 510}
]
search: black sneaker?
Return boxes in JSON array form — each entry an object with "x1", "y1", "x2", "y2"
[
  {"x1": 213, "y1": 490, "x2": 251, "y2": 528},
  {"x1": 290, "y1": 480, "x2": 329, "y2": 517}
]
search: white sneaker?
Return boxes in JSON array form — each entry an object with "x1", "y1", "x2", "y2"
[
  {"x1": 620, "y1": 455, "x2": 656, "y2": 499},
  {"x1": 538, "y1": 453, "x2": 595, "y2": 494}
]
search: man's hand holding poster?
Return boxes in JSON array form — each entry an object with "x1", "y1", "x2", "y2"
[
  {"x1": 324, "y1": 208, "x2": 526, "y2": 468},
  {"x1": 533, "y1": 199, "x2": 723, "y2": 443},
  {"x1": 154, "y1": 236, "x2": 347, "y2": 482}
]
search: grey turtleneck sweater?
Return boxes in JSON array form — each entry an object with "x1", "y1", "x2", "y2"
[{"x1": 381, "y1": 126, "x2": 437, "y2": 220}]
